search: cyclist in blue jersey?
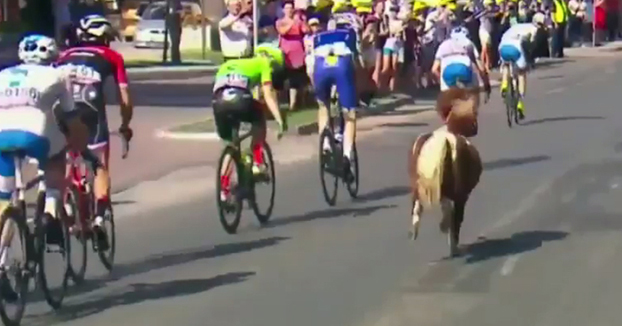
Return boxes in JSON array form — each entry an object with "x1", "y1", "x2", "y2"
[{"x1": 312, "y1": 26, "x2": 358, "y2": 179}]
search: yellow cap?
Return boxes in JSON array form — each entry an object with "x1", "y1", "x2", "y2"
[
  {"x1": 314, "y1": 0, "x2": 333, "y2": 9},
  {"x1": 413, "y1": 0, "x2": 427, "y2": 11}
]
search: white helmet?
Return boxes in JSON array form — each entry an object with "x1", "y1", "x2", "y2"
[
  {"x1": 532, "y1": 12, "x2": 546, "y2": 26},
  {"x1": 450, "y1": 26, "x2": 469, "y2": 39},
  {"x1": 76, "y1": 14, "x2": 116, "y2": 44},
  {"x1": 18, "y1": 35, "x2": 59, "y2": 65}
]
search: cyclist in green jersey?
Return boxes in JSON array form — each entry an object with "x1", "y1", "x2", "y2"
[{"x1": 212, "y1": 44, "x2": 286, "y2": 200}]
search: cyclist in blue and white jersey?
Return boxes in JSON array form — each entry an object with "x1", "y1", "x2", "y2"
[
  {"x1": 432, "y1": 26, "x2": 491, "y2": 100},
  {"x1": 498, "y1": 12, "x2": 545, "y2": 119},
  {"x1": 313, "y1": 20, "x2": 359, "y2": 180},
  {"x1": 0, "y1": 35, "x2": 91, "y2": 301}
]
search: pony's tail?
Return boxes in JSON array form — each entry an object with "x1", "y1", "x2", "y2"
[{"x1": 417, "y1": 137, "x2": 450, "y2": 209}]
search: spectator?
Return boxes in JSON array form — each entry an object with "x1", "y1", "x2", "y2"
[
  {"x1": 478, "y1": 0, "x2": 496, "y2": 71},
  {"x1": 259, "y1": 0, "x2": 279, "y2": 44},
  {"x1": 276, "y1": 1, "x2": 308, "y2": 111},
  {"x1": 371, "y1": 0, "x2": 389, "y2": 88},
  {"x1": 605, "y1": 0, "x2": 619, "y2": 40},
  {"x1": 219, "y1": 0, "x2": 253, "y2": 61},
  {"x1": 595, "y1": 0, "x2": 607, "y2": 44},
  {"x1": 568, "y1": 0, "x2": 588, "y2": 45}
]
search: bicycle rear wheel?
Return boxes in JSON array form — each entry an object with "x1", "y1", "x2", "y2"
[
  {"x1": 504, "y1": 76, "x2": 514, "y2": 128},
  {"x1": 0, "y1": 207, "x2": 30, "y2": 326},
  {"x1": 37, "y1": 204, "x2": 71, "y2": 310},
  {"x1": 345, "y1": 142, "x2": 359, "y2": 198},
  {"x1": 319, "y1": 128, "x2": 339, "y2": 206},
  {"x1": 64, "y1": 186, "x2": 87, "y2": 283},
  {"x1": 216, "y1": 146, "x2": 243, "y2": 234},
  {"x1": 95, "y1": 202, "x2": 115, "y2": 271},
  {"x1": 253, "y1": 143, "x2": 275, "y2": 225}
]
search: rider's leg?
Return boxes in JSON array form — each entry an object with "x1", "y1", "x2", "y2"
[
  {"x1": 89, "y1": 143, "x2": 111, "y2": 218},
  {"x1": 250, "y1": 101, "x2": 267, "y2": 173},
  {"x1": 0, "y1": 151, "x2": 17, "y2": 302},
  {"x1": 313, "y1": 57, "x2": 332, "y2": 137},
  {"x1": 336, "y1": 56, "x2": 359, "y2": 160}
]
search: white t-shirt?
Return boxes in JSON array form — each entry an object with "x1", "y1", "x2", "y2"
[
  {"x1": 0, "y1": 64, "x2": 74, "y2": 149},
  {"x1": 219, "y1": 14, "x2": 253, "y2": 58}
]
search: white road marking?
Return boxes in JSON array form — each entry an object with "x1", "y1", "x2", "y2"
[
  {"x1": 546, "y1": 87, "x2": 565, "y2": 94},
  {"x1": 500, "y1": 254, "x2": 522, "y2": 276}
]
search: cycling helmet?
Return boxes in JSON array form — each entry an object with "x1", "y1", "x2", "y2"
[
  {"x1": 255, "y1": 43, "x2": 285, "y2": 70},
  {"x1": 77, "y1": 14, "x2": 116, "y2": 45},
  {"x1": 532, "y1": 12, "x2": 546, "y2": 26},
  {"x1": 18, "y1": 35, "x2": 59, "y2": 65},
  {"x1": 450, "y1": 26, "x2": 469, "y2": 39}
]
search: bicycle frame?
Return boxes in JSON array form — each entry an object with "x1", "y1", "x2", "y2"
[{"x1": 66, "y1": 151, "x2": 94, "y2": 235}]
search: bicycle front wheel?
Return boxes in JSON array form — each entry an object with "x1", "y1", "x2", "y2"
[
  {"x1": 253, "y1": 142, "x2": 276, "y2": 225},
  {"x1": 0, "y1": 207, "x2": 30, "y2": 326},
  {"x1": 216, "y1": 145, "x2": 243, "y2": 234},
  {"x1": 319, "y1": 128, "x2": 339, "y2": 206}
]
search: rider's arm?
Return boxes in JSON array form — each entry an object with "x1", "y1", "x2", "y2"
[
  {"x1": 260, "y1": 60, "x2": 283, "y2": 126},
  {"x1": 219, "y1": 13, "x2": 239, "y2": 29},
  {"x1": 431, "y1": 59, "x2": 441, "y2": 79},
  {"x1": 111, "y1": 51, "x2": 133, "y2": 129}
]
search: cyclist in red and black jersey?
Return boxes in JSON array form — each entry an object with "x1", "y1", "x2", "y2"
[{"x1": 56, "y1": 14, "x2": 133, "y2": 249}]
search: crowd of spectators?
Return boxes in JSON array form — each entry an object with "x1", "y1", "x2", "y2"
[{"x1": 217, "y1": 0, "x2": 622, "y2": 110}]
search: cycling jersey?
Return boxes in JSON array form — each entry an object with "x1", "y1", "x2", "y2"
[
  {"x1": 213, "y1": 56, "x2": 273, "y2": 93},
  {"x1": 312, "y1": 30, "x2": 358, "y2": 110},
  {"x1": 435, "y1": 38, "x2": 478, "y2": 91},
  {"x1": 501, "y1": 23, "x2": 538, "y2": 43},
  {"x1": 0, "y1": 63, "x2": 75, "y2": 164},
  {"x1": 56, "y1": 46, "x2": 128, "y2": 149}
]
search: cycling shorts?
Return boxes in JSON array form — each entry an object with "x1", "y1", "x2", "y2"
[
  {"x1": 75, "y1": 103, "x2": 110, "y2": 152},
  {"x1": 212, "y1": 87, "x2": 264, "y2": 142},
  {"x1": 313, "y1": 55, "x2": 358, "y2": 110},
  {"x1": 440, "y1": 62, "x2": 476, "y2": 91},
  {"x1": 498, "y1": 39, "x2": 527, "y2": 70}
]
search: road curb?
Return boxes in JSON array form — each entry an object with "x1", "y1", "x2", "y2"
[{"x1": 155, "y1": 129, "x2": 220, "y2": 140}]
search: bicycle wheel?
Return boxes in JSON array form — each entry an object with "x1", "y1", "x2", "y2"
[
  {"x1": 95, "y1": 202, "x2": 115, "y2": 271},
  {"x1": 504, "y1": 76, "x2": 514, "y2": 128},
  {"x1": 37, "y1": 207, "x2": 71, "y2": 310},
  {"x1": 0, "y1": 207, "x2": 31, "y2": 326},
  {"x1": 512, "y1": 77, "x2": 521, "y2": 125},
  {"x1": 216, "y1": 145, "x2": 243, "y2": 234},
  {"x1": 345, "y1": 142, "x2": 359, "y2": 198},
  {"x1": 319, "y1": 128, "x2": 339, "y2": 206},
  {"x1": 253, "y1": 143, "x2": 275, "y2": 225},
  {"x1": 64, "y1": 186, "x2": 87, "y2": 283}
]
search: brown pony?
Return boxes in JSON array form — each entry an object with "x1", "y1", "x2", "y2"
[{"x1": 408, "y1": 88, "x2": 483, "y2": 256}]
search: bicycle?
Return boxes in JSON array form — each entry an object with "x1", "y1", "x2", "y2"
[
  {"x1": 502, "y1": 61, "x2": 520, "y2": 127},
  {"x1": 216, "y1": 124, "x2": 276, "y2": 234},
  {"x1": 0, "y1": 151, "x2": 72, "y2": 325},
  {"x1": 63, "y1": 134, "x2": 130, "y2": 283},
  {"x1": 319, "y1": 87, "x2": 360, "y2": 207}
]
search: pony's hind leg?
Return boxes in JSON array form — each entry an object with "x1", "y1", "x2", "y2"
[
  {"x1": 439, "y1": 198, "x2": 454, "y2": 234},
  {"x1": 410, "y1": 200, "x2": 423, "y2": 240}
]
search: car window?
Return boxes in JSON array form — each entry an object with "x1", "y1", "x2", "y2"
[{"x1": 142, "y1": 4, "x2": 167, "y2": 19}]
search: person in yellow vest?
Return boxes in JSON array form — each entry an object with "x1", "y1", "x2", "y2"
[{"x1": 551, "y1": 0, "x2": 569, "y2": 57}]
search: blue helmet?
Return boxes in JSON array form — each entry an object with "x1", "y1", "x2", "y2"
[{"x1": 18, "y1": 35, "x2": 59, "y2": 65}]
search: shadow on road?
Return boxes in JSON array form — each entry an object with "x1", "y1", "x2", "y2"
[
  {"x1": 538, "y1": 74, "x2": 564, "y2": 80},
  {"x1": 106, "y1": 81, "x2": 213, "y2": 108},
  {"x1": 378, "y1": 107, "x2": 434, "y2": 118},
  {"x1": 462, "y1": 230, "x2": 569, "y2": 264},
  {"x1": 30, "y1": 272, "x2": 255, "y2": 325},
  {"x1": 534, "y1": 59, "x2": 573, "y2": 71},
  {"x1": 354, "y1": 186, "x2": 410, "y2": 203},
  {"x1": 32, "y1": 237, "x2": 287, "y2": 304},
  {"x1": 483, "y1": 154, "x2": 551, "y2": 171},
  {"x1": 264, "y1": 204, "x2": 397, "y2": 228},
  {"x1": 522, "y1": 115, "x2": 605, "y2": 126}
]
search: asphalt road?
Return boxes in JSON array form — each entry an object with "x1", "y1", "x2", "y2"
[{"x1": 18, "y1": 56, "x2": 622, "y2": 326}]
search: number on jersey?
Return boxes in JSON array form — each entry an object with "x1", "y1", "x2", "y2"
[
  {"x1": 60, "y1": 63, "x2": 102, "y2": 83},
  {"x1": 0, "y1": 87, "x2": 40, "y2": 108},
  {"x1": 213, "y1": 74, "x2": 249, "y2": 91}
]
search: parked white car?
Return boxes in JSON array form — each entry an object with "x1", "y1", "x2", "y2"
[{"x1": 134, "y1": 1, "x2": 202, "y2": 48}]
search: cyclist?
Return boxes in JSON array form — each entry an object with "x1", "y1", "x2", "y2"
[
  {"x1": 56, "y1": 14, "x2": 133, "y2": 250},
  {"x1": 212, "y1": 43, "x2": 286, "y2": 201},
  {"x1": 431, "y1": 26, "x2": 491, "y2": 101},
  {"x1": 313, "y1": 24, "x2": 359, "y2": 180},
  {"x1": 498, "y1": 12, "x2": 545, "y2": 119},
  {"x1": 0, "y1": 35, "x2": 90, "y2": 301}
]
